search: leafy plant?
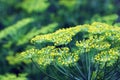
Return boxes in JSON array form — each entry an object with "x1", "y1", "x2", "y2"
[
  {"x1": 6, "y1": 22, "x2": 58, "y2": 65},
  {"x1": 0, "y1": 73, "x2": 27, "y2": 80},
  {"x1": 16, "y1": 22, "x2": 120, "y2": 80},
  {"x1": 0, "y1": 0, "x2": 120, "y2": 80},
  {"x1": 0, "y1": 18, "x2": 34, "y2": 40},
  {"x1": 85, "y1": 14, "x2": 119, "y2": 25},
  {"x1": 18, "y1": 0, "x2": 50, "y2": 13}
]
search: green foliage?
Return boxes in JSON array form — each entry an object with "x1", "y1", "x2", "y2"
[
  {"x1": 86, "y1": 14, "x2": 118, "y2": 25},
  {"x1": 6, "y1": 22, "x2": 58, "y2": 65},
  {"x1": 114, "y1": 23, "x2": 120, "y2": 26},
  {"x1": 59, "y1": 0, "x2": 77, "y2": 10},
  {"x1": 0, "y1": 73, "x2": 27, "y2": 80},
  {"x1": 17, "y1": 22, "x2": 58, "y2": 45},
  {"x1": 0, "y1": 18, "x2": 34, "y2": 40},
  {"x1": 16, "y1": 22, "x2": 120, "y2": 80},
  {"x1": 19, "y1": 0, "x2": 50, "y2": 13}
]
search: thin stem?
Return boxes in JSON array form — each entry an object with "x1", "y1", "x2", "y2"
[
  {"x1": 94, "y1": 64, "x2": 100, "y2": 80},
  {"x1": 102, "y1": 62, "x2": 107, "y2": 80},
  {"x1": 53, "y1": 64, "x2": 70, "y2": 78},
  {"x1": 87, "y1": 53, "x2": 91, "y2": 80},
  {"x1": 31, "y1": 58, "x2": 57, "y2": 80},
  {"x1": 75, "y1": 63, "x2": 86, "y2": 80}
]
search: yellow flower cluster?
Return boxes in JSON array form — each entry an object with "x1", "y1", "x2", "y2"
[
  {"x1": 76, "y1": 36, "x2": 111, "y2": 52},
  {"x1": 19, "y1": 48, "x2": 38, "y2": 59},
  {"x1": 36, "y1": 46, "x2": 79, "y2": 66},
  {"x1": 7, "y1": 48, "x2": 38, "y2": 65},
  {"x1": 88, "y1": 22, "x2": 110, "y2": 34},
  {"x1": 104, "y1": 31, "x2": 120, "y2": 43},
  {"x1": 31, "y1": 26, "x2": 81, "y2": 46},
  {"x1": 57, "y1": 53, "x2": 79, "y2": 66},
  {"x1": 75, "y1": 22, "x2": 120, "y2": 66},
  {"x1": 94, "y1": 48, "x2": 119, "y2": 66},
  {"x1": 16, "y1": 22, "x2": 120, "y2": 68},
  {"x1": 80, "y1": 22, "x2": 120, "y2": 36},
  {"x1": 18, "y1": 46, "x2": 79, "y2": 67}
]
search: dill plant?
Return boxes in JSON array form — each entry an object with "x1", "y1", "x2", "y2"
[{"x1": 16, "y1": 22, "x2": 120, "y2": 80}]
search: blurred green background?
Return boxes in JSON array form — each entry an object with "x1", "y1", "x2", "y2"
[{"x1": 0, "y1": 0, "x2": 120, "y2": 80}]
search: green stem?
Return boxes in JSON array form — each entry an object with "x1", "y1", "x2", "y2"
[{"x1": 31, "y1": 58, "x2": 57, "y2": 80}]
